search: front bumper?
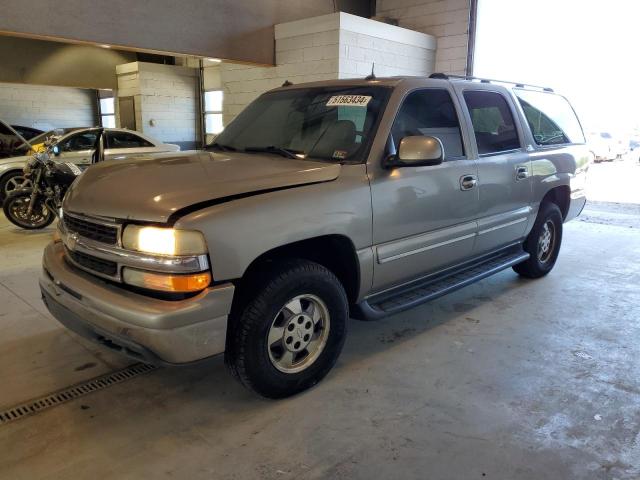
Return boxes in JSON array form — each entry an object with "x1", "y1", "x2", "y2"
[{"x1": 40, "y1": 241, "x2": 234, "y2": 365}]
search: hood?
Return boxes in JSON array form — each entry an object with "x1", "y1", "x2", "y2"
[{"x1": 64, "y1": 150, "x2": 341, "y2": 223}]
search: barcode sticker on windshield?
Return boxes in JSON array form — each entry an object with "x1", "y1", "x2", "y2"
[{"x1": 326, "y1": 95, "x2": 371, "y2": 107}]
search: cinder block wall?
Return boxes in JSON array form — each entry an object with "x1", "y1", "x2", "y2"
[
  {"x1": 376, "y1": 0, "x2": 470, "y2": 75},
  {"x1": 221, "y1": 29, "x2": 340, "y2": 125},
  {"x1": 337, "y1": 17, "x2": 435, "y2": 78},
  {"x1": 221, "y1": 12, "x2": 435, "y2": 125},
  {"x1": 116, "y1": 62, "x2": 200, "y2": 149},
  {"x1": 0, "y1": 82, "x2": 97, "y2": 130}
]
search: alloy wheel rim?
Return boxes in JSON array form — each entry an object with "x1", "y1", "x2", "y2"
[
  {"x1": 5, "y1": 176, "x2": 30, "y2": 195},
  {"x1": 267, "y1": 294, "x2": 331, "y2": 374},
  {"x1": 537, "y1": 220, "x2": 555, "y2": 263}
]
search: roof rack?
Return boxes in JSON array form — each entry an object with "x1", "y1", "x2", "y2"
[{"x1": 429, "y1": 73, "x2": 554, "y2": 92}]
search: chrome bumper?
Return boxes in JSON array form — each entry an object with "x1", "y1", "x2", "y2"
[{"x1": 40, "y1": 241, "x2": 234, "y2": 364}]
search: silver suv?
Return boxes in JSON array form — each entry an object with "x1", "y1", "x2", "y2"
[{"x1": 40, "y1": 74, "x2": 589, "y2": 398}]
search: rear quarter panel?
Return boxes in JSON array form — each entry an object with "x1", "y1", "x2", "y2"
[{"x1": 528, "y1": 144, "x2": 590, "y2": 227}]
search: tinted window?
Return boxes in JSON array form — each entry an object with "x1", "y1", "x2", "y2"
[
  {"x1": 59, "y1": 131, "x2": 99, "y2": 152},
  {"x1": 107, "y1": 131, "x2": 154, "y2": 149},
  {"x1": 392, "y1": 89, "x2": 464, "y2": 159},
  {"x1": 514, "y1": 89, "x2": 585, "y2": 145},
  {"x1": 464, "y1": 91, "x2": 520, "y2": 155}
]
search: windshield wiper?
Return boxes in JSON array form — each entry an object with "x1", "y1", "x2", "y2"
[
  {"x1": 244, "y1": 145, "x2": 302, "y2": 159},
  {"x1": 206, "y1": 142, "x2": 237, "y2": 152}
]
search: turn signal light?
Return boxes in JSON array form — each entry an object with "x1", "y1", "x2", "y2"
[{"x1": 122, "y1": 268, "x2": 211, "y2": 293}]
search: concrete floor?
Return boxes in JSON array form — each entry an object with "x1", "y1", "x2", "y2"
[{"x1": 1, "y1": 166, "x2": 639, "y2": 479}]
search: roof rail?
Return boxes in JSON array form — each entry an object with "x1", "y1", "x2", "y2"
[{"x1": 428, "y1": 73, "x2": 554, "y2": 92}]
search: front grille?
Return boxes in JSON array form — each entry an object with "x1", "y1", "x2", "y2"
[
  {"x1": 68, "y1": 250, "x2": 118, "y2": 277},
  {"x1": 64, "y1": 215, "x2": 118, "y2": 245}
]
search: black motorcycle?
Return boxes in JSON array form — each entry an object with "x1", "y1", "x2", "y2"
[{"x1": 3, "y1": 143, "x2": 83, "y2": 229}]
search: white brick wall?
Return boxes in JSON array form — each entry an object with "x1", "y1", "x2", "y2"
[
  {"x1": 0, "y1": 82, "x2": 96, "y2": 130},
  {"x1": 116, "y1": 62, "x2": 199, "y2": 147},
  {"x1": 221, "y1": 31, "x2": 340, "y2": 125},
  {"x1": 221, "y1": 12, "x2": 435, "y2": 124},
  {"x1": 376, "y1": 0, "x2": 470, "y2": 75},
  {"x1": 338, "y1": 30, "x2": 434, "y2": 79}
]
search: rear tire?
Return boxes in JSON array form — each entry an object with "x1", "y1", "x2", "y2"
[
  {"x1": 0, "y1": 171, "x2": 28, "y2": 203},
  {"x1": 225, "y1": 259, "x2": 348, "y2": 398},
  {"x1": 513, "y1": 202, "x2": 563, "y2": 279}
]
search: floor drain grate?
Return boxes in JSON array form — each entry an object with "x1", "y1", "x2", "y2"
[{"x1": 0, "y1": 362, "x2": 157, "y2": 426}]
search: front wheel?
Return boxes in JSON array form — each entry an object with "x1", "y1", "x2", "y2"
[
  {"x1": 2, "y1": 190, "x2": 55, "y2": 229},
  {"x1": 513, "y1": 202, "x2": 563, "y2": 278},
  {"x1": 225, "y1": 259, "x2": 348, "y2": 398}
]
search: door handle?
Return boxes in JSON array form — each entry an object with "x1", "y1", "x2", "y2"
[
  {"x1": 516, "y1": 166, "x2": 529, "y2": 180},
  {"x1": 460, "y1": 174, "x2": 477, "y2": 191}
]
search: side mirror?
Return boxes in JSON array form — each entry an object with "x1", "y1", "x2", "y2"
[
  {"x1": 52, "y1": 145, "x2": 60, "y2": 156},
  {"x1": 384, "y1": 135, "x2": 444, "y2": 168}
]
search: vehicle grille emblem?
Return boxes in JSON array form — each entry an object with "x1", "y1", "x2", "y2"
[{"x1": 67, "y1": 232, "x2": 79, "y2": 251}]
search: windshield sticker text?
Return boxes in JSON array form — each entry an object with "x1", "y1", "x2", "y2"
[{"x1": 326, "y1": 95, "x2": 372, "y2": 107}]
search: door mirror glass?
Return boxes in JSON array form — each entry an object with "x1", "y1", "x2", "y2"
[
  {"x1": 386, "y1": 135, "x2": 444, "y2": 168},
  {"x1": 52, "y1": 145, "x2": 60, "y2": 156}
]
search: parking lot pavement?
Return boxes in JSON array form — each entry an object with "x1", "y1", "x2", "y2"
[
  {"x1": 586, "y1": 155, "x2": 640, "y2": 204},
  {"x1": 0, "y1": 215, "x2": 131, "y2": 407}
]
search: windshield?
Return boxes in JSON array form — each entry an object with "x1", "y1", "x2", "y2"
[{"x1": 210, "y1": 86, "x2": 390, "y2": 163}]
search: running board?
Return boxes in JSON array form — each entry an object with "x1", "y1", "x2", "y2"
[{"x1": 353, "y1": 248, "x2": 529, "y2": 320}]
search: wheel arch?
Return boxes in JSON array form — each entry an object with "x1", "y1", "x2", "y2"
[
  {"x1": 0, "y1": 167, "x2": 24, "y2": 183},
  {"x1": 540, "y1": 185, "x2": 570, "y2": 220},
  {"x1": 235, "y1": 234, "x2": 361, "y2": 306}
]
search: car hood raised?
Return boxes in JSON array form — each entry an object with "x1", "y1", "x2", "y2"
[{"x1": 64, "y1": 150, "x2": 341, "y2": 223}]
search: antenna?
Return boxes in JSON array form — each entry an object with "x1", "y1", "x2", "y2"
[
  {"x1": 365, "y1": 63, "x2": 376, "y2": 80},
  {"x1": 281, "y1": 80, "x2": 293, "y2": 87}
]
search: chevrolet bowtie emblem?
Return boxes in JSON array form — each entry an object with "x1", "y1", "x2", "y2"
[{"x1": 67, "y1": 232, "x2": 79, "y2": 251}]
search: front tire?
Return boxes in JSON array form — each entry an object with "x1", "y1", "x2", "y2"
[
  {"x1": 225, "y1": 259, "x2": 348, "y2": 398},
  {"x1": 513, "y1": 202, "x2": 563, "y2": 278},
  {"x1": 2, "y1": 190, "x2": 54, "y2": 229}
]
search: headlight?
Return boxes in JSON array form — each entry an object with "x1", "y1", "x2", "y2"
[{"x1": 122, "y1": 225, "x2": 207, "y2": 256}]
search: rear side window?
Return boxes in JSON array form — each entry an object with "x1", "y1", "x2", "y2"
[
  {"x1": 463, "y1": 91, "x2": 521, "y2": 155},
  {"x1": 392, "y1": 89, "x2": 465, "y2": 159},
  {"x1": 106, "y1": 131, "x2": 154, "y2": 149},
  {"x1": 514, "y1": 89, "x2": 585, "y2": 146}
]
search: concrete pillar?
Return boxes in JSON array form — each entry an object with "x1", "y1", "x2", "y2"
[{"x1": 116, "y1": 62, "x2": 200, "y2": 149}]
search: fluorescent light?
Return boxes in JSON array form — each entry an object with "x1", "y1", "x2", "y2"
[{"x1": 206, "y1": 58, "x2": 222, "y2": 63}]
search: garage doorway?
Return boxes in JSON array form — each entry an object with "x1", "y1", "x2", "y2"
[
  {"x1": 473, "y1": 0, "x2": 640, "y2": 206},
  {"x1": 118, "y1": 96, "x2": 137, "y2": 131}
]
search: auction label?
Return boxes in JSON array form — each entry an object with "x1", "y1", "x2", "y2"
[{"x1": 326, "y1": 95, "x2": 372, "y2": 107}]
